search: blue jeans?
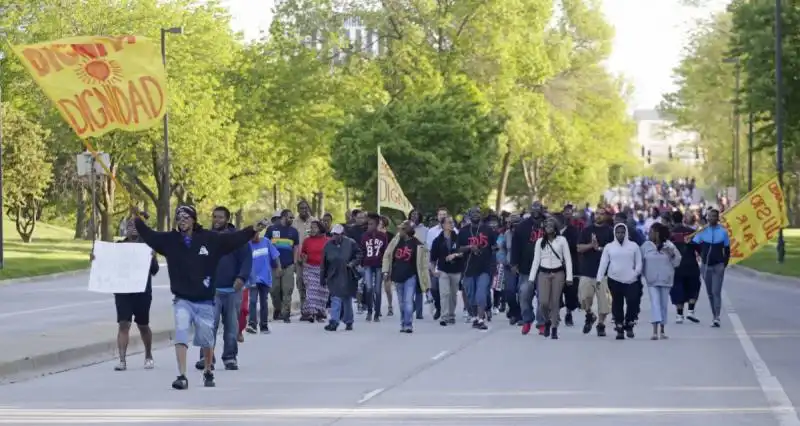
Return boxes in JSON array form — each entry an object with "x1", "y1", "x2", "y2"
[
  {"x1": 462, "y1": 273, "x2": 491, "y2": 317},
  {"x1": 248, "y1": 284, "x2": 270, "y2": 327},
  {"x1": 519, "y1": 273, "x2": 542, "y2": 325},
  {"x1": 330, "y1": 296, "x2": 354, "y2": 326},
  {"x1": 395, "y1": 276, "x2": 417, "y2": 328},
  {"x1": 173, "y1": 298, "x2": 215, "y2": 347},
  {"x1": 199, "y1": 290, "x2": 241, "y2": 362},
  {"x1": 363, "y1": 266, "x2": 382, "y2": 315},
  {"x1": 504, "y1": 266, "x2": 520, "y2": 319}
]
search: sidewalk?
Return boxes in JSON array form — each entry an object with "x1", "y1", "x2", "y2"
[{"x1": 0, "y1": 292, "x2": 300, "y2": 384}]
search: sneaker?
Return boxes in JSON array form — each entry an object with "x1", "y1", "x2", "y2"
[
  {"x1": 224, "y1": 360, "x2": 238, "y2": 371},
  {"x1": 476, "y1": 320, "x2": 488, "y2": 331},
  {"x1": 472, "y1": 319, "x2": 480, "y2": 329},
  {"x1": 324, "y1": 323, "x2": 337, "y2": 331},
  {"x1": 462, "y1": 310, "x2": 470, "y2": 320},
  {"x1": 272, "y1": 311, "x2": 281, "y2": 321},
  {"x1": 300, "y1": 314, "x2": 313, "y2": 322},
  {"x1": 387, "y1": 307, "x2": 394, "y2": 317},
  {"x1": 492, "y1": 307, "x2": 499, "y2": 315},
  {"x1": 448, "y1": 318, "x2": 456, "y2": 325},
  {"x1": 416, "y1": 313, "x2": 424, "y2": 320},
  {"x1": 712, "y1": 319, "x2": 721, "y2": 328},
  {"x1": 537, "y1": 325, "x2": 545, "y2": 335},
  {"x1": 246, "y1": 324, "x2": 257, "y2": 334},
  {"x1": 345, "y1": 323, "x2": 353, "y2": 331},
  {"x1": 373, "y1": 312, "x2": 380, "y2": 322},
  {"x1": 114, "y1": 361, "x2": 127, "y2": 371},
  {"x1": 366, "y1": 313, "x2": 373, "y2": 322},
  {"x1": 440, "y1": 320, "x2": 448, "y2": 326},
  {"x1": 465, "y1": 315, "x2": 474, "y2": 324},
  {"x1": 172, "y1": 375, "x2": 188, "y2": 390},
  {"x1": 283, "y1": 315, "x2": 291, "y2": 324},
  {"x1": 499, "y1": 305, "x2": 506, "y2": 313},
  {"x1": 551, "y1": 327, "x2": 559, "y2": 340},
  {"x1": 625, "y1": 323, "x2": 635, "y2": 339},
  {"x1": 237, "y1": 333, "x2": 244, "y2": 343},
  {"x1": 433, "y1": 310, "x2": 441, "y2": 320},
  {"x1": 144, "y1": 358, "x2": 155, "y2": 370},
  {"x1": 687, "y1": 311, "x2": 700, "y2": 323},
  {"x1": 596, "y1": 323, "x2": 607, "y2": 337},
  {"x1": 675, "y1": 315, "x2": 684, "y2": 324},
  {"x1": 615, "y1": 326, "x2": 625, "y2": 340},
  {"x1": 508, "y1": 317, "x2": 517, "y2": 326},
  {"x1": 203, "y1": 370, "x2": 215, "y2": 387},
  {"x1": 260, "y1": 325, "x2": 271, "y2": 334},
  {"x1": 521, "y1": 323, "x2": 532, "y2": 335},
  {"x1": 565, "y1": 312, "x2": 574, "y2": 327},
  {"x1": 583, "y1": 313, "x2": 596, "y2": 334},
  {"x1": 544, "y1": 322, "x2": 552, "y2": 338}
]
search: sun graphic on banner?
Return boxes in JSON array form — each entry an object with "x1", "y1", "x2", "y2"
[{"x1": 75, "y1": 58, "x2": 123, "y2": 86}]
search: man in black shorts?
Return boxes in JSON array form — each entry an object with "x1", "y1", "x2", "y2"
[{"x1": 103, "y1": 217, "x2": 160, "y2": 371}]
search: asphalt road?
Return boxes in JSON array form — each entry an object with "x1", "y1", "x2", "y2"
[
  {"x1": 0, "y1": 268, "x2": 797, "y2": 425},
  {"x1": 0, "y1": 268, "x2": 172, "y2": 338}
]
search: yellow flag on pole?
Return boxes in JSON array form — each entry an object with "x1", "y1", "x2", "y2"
[
  {"x1": 718, "y1": 176, "x2": 789, "y2": 265},
  {"x1": 377, "y1": 148, "x2": 413, "y2": 215},
  {"x1": 12, "y1": 35, "x2": 167, "y2": 139}
]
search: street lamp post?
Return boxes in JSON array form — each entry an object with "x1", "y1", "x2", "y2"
[
  {"x1": 723, "y1": 57, "x2": 742, "y2": 193},
  {"x1": 775, "y1": 0, "x2": 785, "y2": 263},
  {"x1": 160, "y1": 27, "x2": 182, "y2": 231},
  {"x1": 0, "y1": 51, "x2": 5, "y2": 270}
]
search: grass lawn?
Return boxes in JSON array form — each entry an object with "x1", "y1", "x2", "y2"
[
  {"x1": 738, "y1": 228, "x2": 800, "y2": 278},
  {"x1": 0, "y1": 220, "x2": 91, "y2": 281}
]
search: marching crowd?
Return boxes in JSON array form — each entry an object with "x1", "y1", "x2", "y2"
[{"x1": 104, "y1": 184, "x2": 731, "y2": 390}]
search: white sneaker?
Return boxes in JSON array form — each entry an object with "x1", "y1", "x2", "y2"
[
  {"x1": 465, "y1": 315, "x2": 474, "y2": 324},
  {"x1": 144, "y1": 358, "x2": 155, "y2": 370},
  {"x1": 492, "y1": 307, "x2": 499, "y2": 315},
  {"x1": 676, "y1": 315, "x2": 684, "y2": 324},
  {"x1": 462, "y1": 310, "x2": 470, "y2": 320}
]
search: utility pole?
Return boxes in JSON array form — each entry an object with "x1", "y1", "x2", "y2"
[{"x1": 775, "y1": 0, "x2": 785, "y2": 263}]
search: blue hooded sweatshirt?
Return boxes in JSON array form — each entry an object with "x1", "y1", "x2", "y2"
[
  {"x1": 249, "y1": 236, "x2": 280, "y2": 287},
  {"x1": 212, "y1": 223, "x2": 252, "y2": 292}
]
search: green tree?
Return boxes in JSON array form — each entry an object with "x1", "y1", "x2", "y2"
[
  {"x1": 331, "y1": 81, "x2": 504, "y2": 214},
  {"x1": 1, "y1": 103, "x2": 53, "y2": 242}
]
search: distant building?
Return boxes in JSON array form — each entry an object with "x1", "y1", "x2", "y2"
[{"x1": 633, "y1": 109, "x2": 701, "y2": 165}]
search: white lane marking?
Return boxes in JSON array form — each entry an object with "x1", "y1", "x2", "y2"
[
  {"x1": 431, "y1": 350, "x2": 449, "y2": 361},
  {"x1": 356, "y1": 388, "x2": 385, "y2": 404},
  {"x1": 0, "y1": 406, "x2": 781, "y2": 420},
  {"x1": 723, "y1": 290, "x2": 800, "y2": 426},
  {"x1": 0, "y1": 300, "x2": 108, "y2": 319}
]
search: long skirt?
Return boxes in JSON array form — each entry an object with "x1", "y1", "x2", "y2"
[{"x1": 302, "y1": 264, "x2": 328, "y2": 316}]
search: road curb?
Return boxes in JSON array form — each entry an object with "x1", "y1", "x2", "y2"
[
  {"x1": 730, "y1": 264, "x2": 800, "y2": 286},
  {"x1": 0, "y1": 328, "x2": 174, "y2": 383},
  {"x1": 0, "y1": 300, "x2": 301, "y2": 383},
  {"x1": 0, "y1": 269, "x2": 89, "y2": 286}
]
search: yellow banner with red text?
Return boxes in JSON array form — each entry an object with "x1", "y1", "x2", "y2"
[
  {"x1": 378, "y1": 149, "x2": 413, "y2": 215},
  {"x1": 719, "y1": 176, "x2": 789, "y2": 265},
  {"x1": 12, "y1": 35, "x2": 167, "y2": 139}
]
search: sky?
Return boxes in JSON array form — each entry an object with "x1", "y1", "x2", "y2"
[{"x1": 224, "y1": 0, "x2": 729, "y2": 111}]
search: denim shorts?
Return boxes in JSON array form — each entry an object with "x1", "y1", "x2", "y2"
[{"x1": 173, "y1": 298, "x2": 215, "y2": 347}]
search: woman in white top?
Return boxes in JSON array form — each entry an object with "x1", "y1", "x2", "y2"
[{"x1": 528, "y1": 218, "x2": 573, "y2": 340}]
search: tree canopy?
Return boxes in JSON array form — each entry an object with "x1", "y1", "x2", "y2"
[{"x1": 0, "y1": 0, "x2": 637, "y2": 242}]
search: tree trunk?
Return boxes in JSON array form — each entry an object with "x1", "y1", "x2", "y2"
[
  {"x1": 318, "y1": 191, "x2": 325, "y2": 218},
  {"x1": 495, "y1": 148, "x2": 512, "y2": 212},
  {"x1": 74, "y1": 187, "x2": 87, "y2": 239},
  {"x1": 235, "y1": 208, "x2": 243, "y2": 228},
  {"x1": 99, "y1": 168, "x2": 117, "y2": 242}
]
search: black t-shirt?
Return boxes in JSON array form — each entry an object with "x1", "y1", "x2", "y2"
[
  {"x1": 391, "y1": 238, "x2": 418, "y2": 283},
  {"x1": 578, "y1": 224, "x2": 614, "y2": 278},
  {"x1": 457, "y1": 224, "x2": 497, "y2": 277}
]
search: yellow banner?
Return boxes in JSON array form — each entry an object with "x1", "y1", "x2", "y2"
[
  {"x1": 12, "y1": 36, "x2": 167, "y2": 139},
  {"x1": 719, "y1": 176, "x2": 789, "y2": 265},
  {"x1": 378, "y1": 149, "x2": 413, "y2": 215}
]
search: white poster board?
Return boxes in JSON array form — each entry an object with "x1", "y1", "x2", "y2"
[{"x1": 88, "y1": 241, "x2": 153, "y2": 294}]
